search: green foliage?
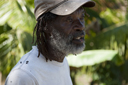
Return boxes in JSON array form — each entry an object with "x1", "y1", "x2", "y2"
[
  {"x1": 0, "y1": 0, "x2": 128, "y2": 85},
  {"x1": 0, "y1": 0, "x2": 36, "y2": 31},
  {"x1": 0, "y1": 24, "x2": 12, "y2": 35},
  {"x1": 67, "y1": 50, "x2": 118, "y2": 67},
  {"x1": 0, "y1": 0, "x2": 35, "y2": 76},
  {"x1": 85, "y1": 23, "x2": 128, "y2": 50},
  {"x1": 100, "y1": 8, "x2": 125, "y2": 25}
]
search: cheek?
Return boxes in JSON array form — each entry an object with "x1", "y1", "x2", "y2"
[{"x1": 59, "y1": 23, "x2": 73, "y2": 35}]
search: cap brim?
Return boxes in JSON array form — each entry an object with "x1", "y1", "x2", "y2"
[{"x1": 51, "y1": 0, "x2": 95, "y2": 16}]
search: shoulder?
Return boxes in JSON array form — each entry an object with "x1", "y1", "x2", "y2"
[{"x1": 5, "y1": 69, "x2": 39, "y2": 85}]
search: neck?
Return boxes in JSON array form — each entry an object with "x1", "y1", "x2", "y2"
[{"x1": 47, "y1": 43, "x2": 66, "y2": 62}]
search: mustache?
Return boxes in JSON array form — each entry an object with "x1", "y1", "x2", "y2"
[{"x1": 72, "y1": 31, "x2": 85, "y2": 38}]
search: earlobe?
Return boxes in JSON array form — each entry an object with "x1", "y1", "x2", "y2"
[
  {"x1": 43, "y1": 25, "x2": 53, "y2": 39},
  {"x1": 43, "y1": 23, "x2": 48, "y2": 31},
  {"x1": 43, "y1": 26, "x2": 49, "y2": 33},
  {"x1": 43, "y1": 24, "x2": 50, "y2": 33}
]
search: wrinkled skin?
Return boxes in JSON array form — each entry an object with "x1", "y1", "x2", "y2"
[{"x1": 46, "y1": 7, "x2": 85, "y2": 62}]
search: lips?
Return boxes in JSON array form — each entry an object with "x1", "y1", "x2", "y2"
[
  {"x1": 72, "y1": 35, "x2": 85, "y2": 44},
  {"x1": 75, "y1": 35, "x2": 84, "y2": 39}
]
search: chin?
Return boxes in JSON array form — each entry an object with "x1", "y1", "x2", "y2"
[{"x1": 69, "y1": 43, "x2": 85, "y2": 55}]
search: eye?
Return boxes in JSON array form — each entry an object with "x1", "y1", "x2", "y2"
[
  {"x1": 66, "y1": 17, "x2": 73, "y2": 23},
  {"x1": 80, "y1": 15, "x2": 85, "y2": 21}
]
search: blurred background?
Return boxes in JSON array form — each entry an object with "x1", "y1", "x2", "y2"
[{"x1": 0, "y1": 0, "x2": 128, "y2": 85}]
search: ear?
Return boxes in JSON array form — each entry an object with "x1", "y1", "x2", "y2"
[{"x1": 43, "y1": 24, "x2": 52, "y2": 39}]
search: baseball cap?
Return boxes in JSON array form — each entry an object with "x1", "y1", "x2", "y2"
[{"x1": 34, "y1": 0, "x2": 95, "y2": 20}]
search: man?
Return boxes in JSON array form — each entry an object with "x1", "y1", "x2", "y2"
[{"x1": 5, "y1": 0, "x2": 95, "y2": 85}]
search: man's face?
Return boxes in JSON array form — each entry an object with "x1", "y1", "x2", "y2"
[{"x1": 49, "y1": 7, "x2": 85, "y2": 55}]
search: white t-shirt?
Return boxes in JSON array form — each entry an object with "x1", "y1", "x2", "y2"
[{"x1": 5, "y1": 46, "x2": 73, "y2": 85}]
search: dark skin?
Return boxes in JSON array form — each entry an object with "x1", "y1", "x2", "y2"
[{"x1": 45, "y1": 7, "x2": 85, "y2": 62}]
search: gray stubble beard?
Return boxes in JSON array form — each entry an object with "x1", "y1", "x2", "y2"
[{"x1": 49, "y1": 28, "x2": 85, "y2": 56}]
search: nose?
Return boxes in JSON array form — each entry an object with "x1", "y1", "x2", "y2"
[{"x1": 74, "y1": 19, "x2": 85, "y2": 31}]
